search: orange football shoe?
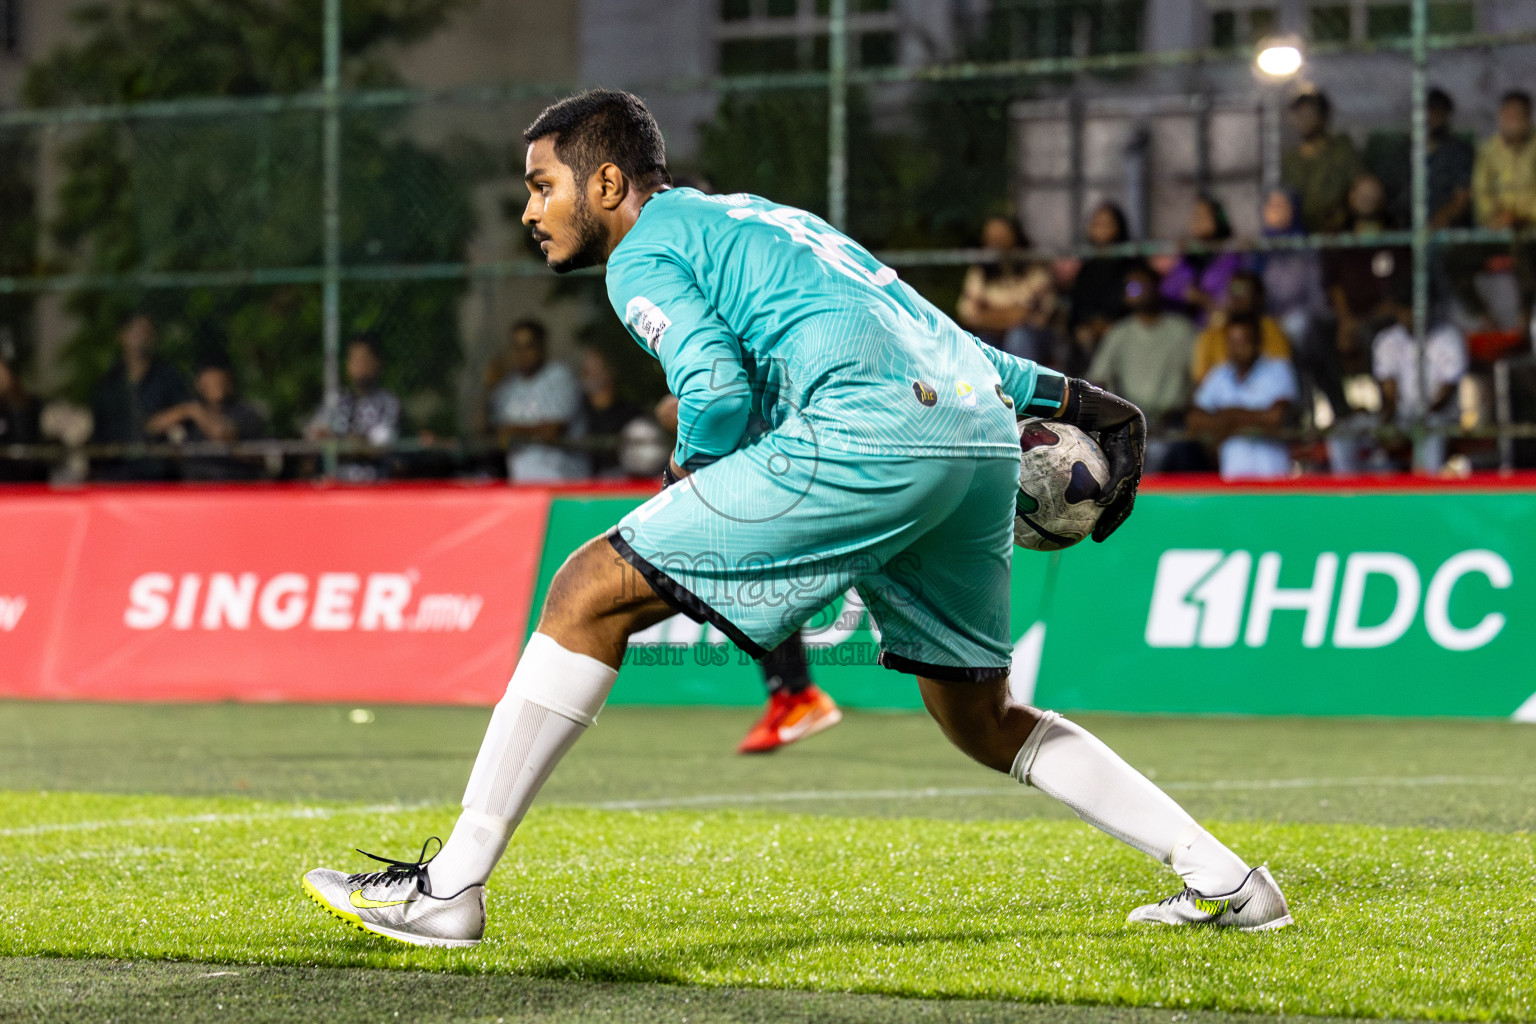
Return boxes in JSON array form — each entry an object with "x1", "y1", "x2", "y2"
[{"x1": 737, "y1": 685, "x2": 843, "y2": 754}]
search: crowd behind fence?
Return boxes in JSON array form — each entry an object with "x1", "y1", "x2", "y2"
[{"x1": 2, "y1": 0, "x2": 1536, "y2": 485}]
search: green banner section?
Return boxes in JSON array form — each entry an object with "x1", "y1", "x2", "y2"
[{"x1": 535, "y1": 491, "x2": 1536, "y2": 719}]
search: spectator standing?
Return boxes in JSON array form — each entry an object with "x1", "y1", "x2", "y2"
[
  {"x1": 1426, "y1": 88, "x2": 1475, "y2": 230},
  {"x1": 151, "y1": 359, "x2": 269, "y2": 481},
  {"x1": 1281, "y1": 90, "x2": 1361, "y2": 234},
  {"x1": 488, "y1": 318, "x2": 584, "y2": 482},
  {"x1": 0, "y1": 351, "x2": 44, "y2": 483},
  {"x1": 1187, "y1": 314, "x2": 1299, "y2": 480},
  {"x1": 576, "y1": 346, "x2": 640, "y2": 478},
  {"x1": 1159, "y1": 195, "x2": 1246, "y2": 325},
  {"x1": 1323, "y1": 173, "x2": 1409, "y2": 375},
  {"x1": 0, "y1": 350, "x2": 39, "y2": 447},
  {"x1": 957, "y1": 216, "x2": 1057, "y2": 365},
  {"x1": 1472, "y1": 90, "x2": 1536, "y2": 323},
  {"x1": 1190, "y1": 271, "x2": 1292, "y2": 385},
  {"x1": 1087, "y1": 266, "x2": 1199, "y2": 470},
  {"x1": 1422, "y1": 88, "x2": 1484, "y2": 326},
  {"x1": 90, "y1": 311, "x2": 192, "y2": 481},
  {"x1": 1373, "y1": 302, "x2": 1467, "y2": 474},
  {"x1": 305, "y1": 333, "x2": 401, "y2": 482},
  {"x1": 1063, "y1": 202, "x2": 1139, "y2": 376},
  {"x1": 1257, "y1": 188, "x2": 1340, "y2": 418}
]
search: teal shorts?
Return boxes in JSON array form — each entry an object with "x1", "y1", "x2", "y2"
[{"x1": 608, "y1": 433, "x2": 1017, "y2": 680}]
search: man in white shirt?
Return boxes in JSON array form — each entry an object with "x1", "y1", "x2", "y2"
[
  {"x1": 1373, "y1": 310, "x2": 1466, "y2": 473},
  {"x1": 488, "y1": 319, "x2": 586, "y2": 482},
  {"x1": 1187, "y1": 314, "x2": 1299, "y2": 480}
]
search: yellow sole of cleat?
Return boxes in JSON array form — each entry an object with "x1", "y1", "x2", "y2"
[{"x1": 299, "y1": 874, "x2": 481, "y2": 949}]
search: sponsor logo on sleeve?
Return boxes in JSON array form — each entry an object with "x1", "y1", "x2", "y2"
[{"x1": 625, "y1": 297, "x2": 672, "y2": 354}]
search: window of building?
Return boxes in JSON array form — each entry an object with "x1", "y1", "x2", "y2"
[
  {"x1": 859, "y1": 31, "x2": 897, "y2": 67},
  {"x1": 1210, "y1": 5, "x2": 1279, "y2": 49},
  {"x1": 813, "y1": 0, "x2": 893, "y2": 13},
  {"x1": 1307, "y1": 1, "x2": 1476, "y2": 44},
  {"x1": 719, "y1": 37, "x2": 802, "y2": 76},
  {"x1": 991, "y1": 0, "x2": 1146, "y2": 60},
  {"x1": 717, "y1": 0, "x2": 903, "y2": 76},
  {"x1": 2, "y1": 0, "x2": 18, "y2": 55}
]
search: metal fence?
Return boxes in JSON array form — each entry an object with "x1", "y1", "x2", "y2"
[{"x1": 2, "y1": 0, "x2": 1536, "y2": 482}]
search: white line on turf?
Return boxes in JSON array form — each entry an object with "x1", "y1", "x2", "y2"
[
  {"x1": 2, "y1": 776, "x2": 1529, "y2": 835},
  {"x1": 0, "y1": 802, "x2": 419, "y2": 838},
  {"x1": 583, "y1": 775, "x2": 1534, "y2": 811}
]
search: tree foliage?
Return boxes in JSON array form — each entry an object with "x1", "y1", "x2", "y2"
[
  {"x1": 25, "y1": 0, "x2": 477, "y2": 432},
  {"x1": 0, "y1": 130, "x2": 37, "y2": 370}
]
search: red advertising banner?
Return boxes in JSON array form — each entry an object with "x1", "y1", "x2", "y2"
[{"x1": 0, "y1": 487, "x2": 551, "y2": 704}]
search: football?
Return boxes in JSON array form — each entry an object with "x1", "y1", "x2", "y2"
[{"x1": 1013, "y1": 418, "x2": 1111, "y2": 551}]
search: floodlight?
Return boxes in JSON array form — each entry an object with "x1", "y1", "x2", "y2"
[{"x1": 1255, "y1": 39, "x2": 1304, "y2": 80}]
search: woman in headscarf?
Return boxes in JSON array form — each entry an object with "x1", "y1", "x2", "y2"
[
  {"x1": 1159, "y1": 194, "x2": 1247, "y2": 325},
  {"x1": 1258, "y1": 186, "x2": 1345, "y2": 421}
]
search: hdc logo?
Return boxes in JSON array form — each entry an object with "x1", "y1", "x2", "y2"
[{"x1": 1146, "y1": 549, "x2": 1512, "y2": 652}]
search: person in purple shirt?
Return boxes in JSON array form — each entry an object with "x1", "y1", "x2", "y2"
[{"x1": 1159, "y1": 195, "x2": 1247, "y2": 326}]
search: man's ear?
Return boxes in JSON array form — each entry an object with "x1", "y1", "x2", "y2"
[{"x1": 594, "y1": 163, "x2": 627, "y2": 211}]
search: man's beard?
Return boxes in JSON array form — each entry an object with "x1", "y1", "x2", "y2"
[{"x1": 548, "y1": 192, "x2": 607, "y2": 275}]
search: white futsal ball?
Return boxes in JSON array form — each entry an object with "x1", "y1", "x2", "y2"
[{"x1": 1013, "y1": 418, "x2": 1110, "y2": 551}]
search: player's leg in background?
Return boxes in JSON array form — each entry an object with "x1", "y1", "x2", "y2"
[
  {"x1": 425, "y1": 534, "x2": 676, "y2": 897},
  {"x1": 737, "y1": 630, "x2": 842, "y2": 754}
]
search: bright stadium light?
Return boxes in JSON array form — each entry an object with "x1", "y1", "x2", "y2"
[{"x1": 1255, "y1": 38, "x2": 1305, "y2": 80}]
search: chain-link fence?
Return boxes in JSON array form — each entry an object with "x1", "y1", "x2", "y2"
[{"x1": 2, "y1": 0, "x2": 1536, "y2": 483}]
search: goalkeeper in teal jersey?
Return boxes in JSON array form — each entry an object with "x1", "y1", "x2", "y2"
[{"x1": 301, "y1": 90, "x2": 1291, "y2": 947}]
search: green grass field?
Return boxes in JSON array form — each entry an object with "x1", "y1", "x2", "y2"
[{"x1": 3, "y1": 702, "x2": 1535, "y2": 1023}]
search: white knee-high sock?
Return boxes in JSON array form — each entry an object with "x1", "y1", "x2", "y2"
[
  {"x1": 427, "y1": 633, "x2": 618, "y2": 896},
  {"x1": 1011, "y1": 712, "x2": 1251, "y2": 895}
]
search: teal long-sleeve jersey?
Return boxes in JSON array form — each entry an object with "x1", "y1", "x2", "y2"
[{"x1": 604, "y1": 188, "x2": 1065, "y2": 469}]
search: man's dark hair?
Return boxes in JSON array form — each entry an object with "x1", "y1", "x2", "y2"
[
  {"x1": 195, "y1": 353, "x2": 233, "y2": 375},
  {"x1": 1228, "y1": 268, "x2": 1267, "y2": 303},
  {"x1": 1225, "y1": 312, "x2": 1263, "y2": 338},
  {"x1": 348, "y1": 331, "x2": 382, "y2": 361},
  {"x1": 511, "y1": 318, "x2": 547, "y2": 350},
  {"x1": 1290, "y1": 90, "x2": 1332, "y2": 119},
  {"x1": 1501, "y1": 89, "x2": 1533, "y2": 113},
  {"x1": 1427, "y1": 87, "x2": 1454, "y2": 114},
  {"x1": 524, "y1": 90, "x2": 671, "y2": 192}
]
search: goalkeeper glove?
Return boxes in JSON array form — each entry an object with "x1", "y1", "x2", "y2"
[
  {"x1": 661, "y1": 460, "x2": 682, "y2": 489},
  {"x1": 1057, "y1": 378, "x2": 1146, "y2": 542}
]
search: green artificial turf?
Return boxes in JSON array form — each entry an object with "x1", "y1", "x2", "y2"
[
  {"x1": 2, "y1": 791, "x2": 1533, "y2": 1021},
  {"x1": 5, "y1": 703, "x2": 1536, "y2": 1023}
]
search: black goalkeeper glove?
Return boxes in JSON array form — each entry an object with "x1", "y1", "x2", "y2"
[
  {"x1": 661, "y1": 461, "x2": 682, "y2": 489},
  {"x1": 1057, "y1": 378, "x2": 1146, "y2": 542}
]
